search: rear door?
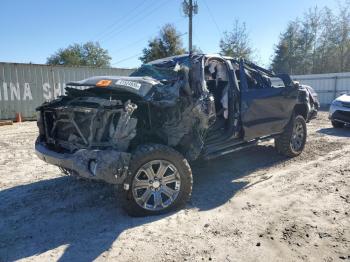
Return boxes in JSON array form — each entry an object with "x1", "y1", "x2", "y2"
[{"x1": 239, "y1": 60, "x2": 297, "y2": 141}]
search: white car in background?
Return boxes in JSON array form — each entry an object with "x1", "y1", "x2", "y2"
[{"x1": 329, "y1": 94, "x2": 350, "y2": 128}]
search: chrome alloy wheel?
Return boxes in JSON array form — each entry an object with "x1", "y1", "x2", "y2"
[
  {"x1": 290, "y1": 120, "x2": 305, "y2": 152},
  {"x1": 132, "y1": 160, "x2": 181, "y2": 211}
]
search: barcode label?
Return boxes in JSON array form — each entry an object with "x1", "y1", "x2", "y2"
[{"x1": 115, "y1": 80, "x2": 141, "y2": 90}]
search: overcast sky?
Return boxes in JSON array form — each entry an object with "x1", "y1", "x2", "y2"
[{"x1": 0, "y1": 0, "x2": 340, "y2": 68}]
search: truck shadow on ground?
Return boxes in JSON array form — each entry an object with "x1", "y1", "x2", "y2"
[
  {"x1": 317, "y1": 127, "x2": 350, "y2": 137},
  {"x1": 0, "y1": 145, "x2": 287, "y2": 262}
]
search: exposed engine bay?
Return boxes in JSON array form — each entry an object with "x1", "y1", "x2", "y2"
[{"x1": 39, "y1": 97, "x2": 137, "y2": 152}]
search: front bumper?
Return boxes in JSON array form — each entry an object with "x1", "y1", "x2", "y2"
[
  {"x1": 35, "y1": 139, "x2": 131, "y2": 184},
  {"x1": 329, "y1": 104, "x2": 350, "y2": 124}
]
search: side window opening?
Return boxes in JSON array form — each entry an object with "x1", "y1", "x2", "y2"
[
  {"x1": 245, "y1": 68, "x2": 274, "y2": 89},
  {"x1": 204, "y1": 59, "x2": 229, "y2": 120},
  {"x1": 270, "y1": 77, "x2": 287, "y2": 89},
  {"x1": 242, "y1": 64, "x2": 288, "y2": 90}
]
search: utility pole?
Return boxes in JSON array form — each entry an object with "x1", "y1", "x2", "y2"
[{"x1": 183, "y1": 0, "x2": 198, "y2": 55}]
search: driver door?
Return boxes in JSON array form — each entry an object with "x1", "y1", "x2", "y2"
[{"x1": 239, "y1": 60, "x2": 297, "y2": 141}]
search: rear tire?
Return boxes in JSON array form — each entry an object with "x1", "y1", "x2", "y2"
[
  {"x1": 122, "y1": 144, "x2": 193, "y2": 217},
  {"x1": 275, "y1": 115, "x2": 307, "y2": 157},
  {"x1": 332, "y1": 120, "x2": 344, "y2": 128}
]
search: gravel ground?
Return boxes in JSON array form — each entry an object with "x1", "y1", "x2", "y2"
[{"x1": 0, "y1": 112, "x2": 349, "y2": 262}]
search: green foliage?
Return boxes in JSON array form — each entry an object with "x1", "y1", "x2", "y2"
[
  {"x1": 140, "y1": 24, "x2": 186, "y2": 63},
  {"x1": 271, "y1": 3, "x2": 350, "y2": 74},
  {"x1": 219, "y1": 19, "x2": 253, "y2": 60},
  {"x1": 47, "y1": 42, "x2": 111, "y2": 67},
  {"x1": 271, "y1": 21, "x2": 303, "y2": 74}
]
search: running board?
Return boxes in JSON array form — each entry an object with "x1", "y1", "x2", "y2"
[
  {"x1": 202, "y1": 136, "x2": 275, "y2": 160},
  {"x1": 203, "y1": 140, "x2": 258, "y2": 160},
  {"x1": 204, "y1": 138, "x2": 245, "y2": 155}
]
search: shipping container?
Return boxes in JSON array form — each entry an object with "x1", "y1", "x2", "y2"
[{"x1": 0, "y1": 62, "x2": 134, "y2": 120}]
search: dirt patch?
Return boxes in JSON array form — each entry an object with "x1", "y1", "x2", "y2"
[{"x1": 0, "y1": 112, "x2": 349, "y2": 261}]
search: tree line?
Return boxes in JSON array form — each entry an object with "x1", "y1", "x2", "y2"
[
  {"x1": 271, "y1": 3, "x2": 350, "y2": 74},
  {"x1": 46, "y1": 2, "x2": 350, "y2": 75},
  {"x1": 45, "y1": 22, "x2": 251, "y2": 67}
]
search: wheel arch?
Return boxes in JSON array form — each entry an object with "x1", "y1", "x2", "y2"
[{"x1": 293, "y1": 103, "x2": 308, "y2": 120}]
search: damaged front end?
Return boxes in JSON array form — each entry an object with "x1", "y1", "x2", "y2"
[
  {"x1": 35, "y1": 55, "x2": 214, "y2": 184},
  {"x1": 36, "y1": 95, "x2": 138, "y2": 184}
]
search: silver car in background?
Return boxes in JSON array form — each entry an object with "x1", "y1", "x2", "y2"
[{"x1": 329, "y1": 94, "x2": 350, "y2": 128}]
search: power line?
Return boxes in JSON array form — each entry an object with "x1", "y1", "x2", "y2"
[
  {"x1": 90, "y1": 0, "x2": 149, "y2": 41},
  {"x1": 97, "y1": 1, "x2": 160, "y2": 42},
  {"x1": 202, "y1": 0, "x2": 222, "y2": 35},
  {"x1": 109, "y1": 9, "x2": 188, "y2": 67},
  {"x1": 112, "y1": 53, "x2": 143, "y2": 66},
  {"x1": 111, "y1": 32, "x2": 188, "y2": 66},
  {"x1": 110, "y1": 17, "x2": 187, "y2": 54},
  {"x1": 102, "y1": 0, "x2": 169, "y2": 42},
  {"x1": 100, "y1": 0, "x2": 171, "y2": 43},
  {"x1": 111, "y1": 36, "x2": 150, "y2": 54}
]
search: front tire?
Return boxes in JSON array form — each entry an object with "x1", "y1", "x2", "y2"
[
  {"x1": 332, "y1": 120, "x2": 344, "y2": 128},
  {"x1": 275, "y1": 115, "x2": 307, "y2": 157},
  {"x1": 122, "y1": 144, "x2": 193, "y2": 217}
]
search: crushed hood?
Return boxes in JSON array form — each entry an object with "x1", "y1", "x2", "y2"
[{"x1": 66, "y1": 76, "x2": 161, "y2": 97}]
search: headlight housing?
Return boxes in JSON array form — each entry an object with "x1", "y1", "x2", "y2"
[{"x1": 331, "y1": 100, "x2": 342, "y2": 107}]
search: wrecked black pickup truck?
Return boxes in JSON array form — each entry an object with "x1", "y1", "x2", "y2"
[{"x1": 35, "y1": 54, "x2": 319, "y2": 216}]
